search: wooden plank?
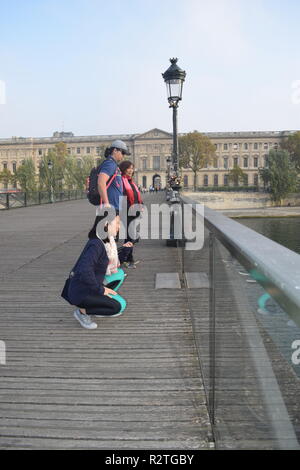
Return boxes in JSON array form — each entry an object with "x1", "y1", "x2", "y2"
[{"x1": 0, "y1": 195, "x2": 212, "y2": 449}]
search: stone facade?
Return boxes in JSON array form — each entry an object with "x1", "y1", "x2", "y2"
[{"x1": 0, "y1": 128, "x2": 297, "y2": 190}]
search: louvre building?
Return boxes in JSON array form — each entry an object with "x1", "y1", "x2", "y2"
[{"x1": 0, "y1": 128, "x2": 297, "y2": 190}]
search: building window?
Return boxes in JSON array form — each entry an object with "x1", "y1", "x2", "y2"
[
  {"x1": 264, "y1": 143, "x2": 269, "y2": 150},
  {"x1": 213, "y1": 158, "x2": 218, "y2": 168},
  {"x1": 253, "y1": 142, "x2": 258, "y2": 150},
  {"x1": 3, "y1": 162, "x2": 7, "y2": 170},
  {"x1": 224, "y1": 157, "x2": 228, "y2": 169},
  {"x1": 244, "y1": 174, "x2": 248, "y2": 186},
  {"x1": 204, "y1": 175, "x2": 208, "y2": 186},
  {"x1": 244, "y1": 143, "x2": 248, "y2": 150},
  {"x1": 86, "y1": 147, "x2": 91, "y2": 154},
  {"x1": 254, "y1": 174, "x2": 259, "y2": 186},
  {"x1": 254, "y1": 157, "x2": 258, "y2": 168},
  {"x1": 38, "y1": 149, "x2": 43, "y2": 156},
  {"x1": 224, "y1": 174, "x2": 229, "y2": 186},
  {"x1": 142, "y1": 159, "x2": 147, "y2": 170},
  {"x1": 183, "y1": 175, "x2": 189, "y2": 187},
  {"x1": 142, "y1": 175, "x2": 147, "y2": 188},
  {"x1": 77, "y1": 159, "x2": 82, "y2": 168},
  {"x1": 223, "y1": 143, "x2": 228, "y2": 151},
  {"x1": 96, "y1": 147, "x2": 101, "y2": 156},
  {"x1": 12, "y1": 162, "x2": 17, "y2": 173},
  {"x1": 77, "y1": 147, "x2": 81, "y2": 154},
  {"x1": 233, "y1": 157, "x2": 239, "y2": 167},
  {"x1": 243, "y1": 157, "x2": 248, "y2": 168},
  {"x1": 153, "y1": 156, "x2": 160, "y2": 170},
  {"x1": 273, "y1": 143, "x2": 279, "y2": 150},
  {"x1": 214, "y1": 174, "x2": 218, "y2": 186},
  {"x1": 67, "y1": 148, "x2": 71, "y2": 154},
  {"x1": 233, "y1": 143, "x2": 239, "y2": 151}
]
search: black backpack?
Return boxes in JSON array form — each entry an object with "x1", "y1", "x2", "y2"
[{"x1": 86, "y1": 164, "x2": 117, "y2": 206}]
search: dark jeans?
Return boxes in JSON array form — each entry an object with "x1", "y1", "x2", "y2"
[
  {"x1": 77, "y1": 293, "x2": 120, "y2": 316},
  {"x1": 124, "y1": 214, "x2": 141, "y2": 262}
]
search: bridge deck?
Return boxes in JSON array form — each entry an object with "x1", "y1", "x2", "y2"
[{"x1": 0, "y1": 195, "x2": 213, "y2": 449}]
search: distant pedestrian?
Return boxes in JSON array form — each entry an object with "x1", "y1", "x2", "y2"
[{"x1": 119, "y1": 160, "x2": 143, "y2": 268}]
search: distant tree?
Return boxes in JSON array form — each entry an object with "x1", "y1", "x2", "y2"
[
  {"x1": 228, "y1": 165, "x2": 247, "y2": 186},
  {"x1": 0, "y1": 168, "x2": 13, "y2": 190},
  {"x1": 64, "y1": 155, "x2": 95, "y2": 190},
  {"x1": 179, "y1": 131, "x2": 215, "y2": 191},
  {"x1": 39, "y1": 142, "x2": 68, "y2": 191},
  {"x1": 15, "y1": 158, "x2": 37, "y2": 192},
  {"x1": 281, "y1": 131, "x2": 300, "y2": 172},
  {"x1": 259, "y1": 149, "x2": 298, "y2": 205}
]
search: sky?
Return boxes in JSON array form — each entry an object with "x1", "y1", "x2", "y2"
[{"x1": 0, "y1": 0, "x2": 300, "y2": 138}]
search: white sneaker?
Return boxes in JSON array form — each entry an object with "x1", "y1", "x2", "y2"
[{"x1": 73, "y1": 309, "x2": 97, "y2": 329}]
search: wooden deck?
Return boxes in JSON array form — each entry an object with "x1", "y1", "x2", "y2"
[{"x1": 0, "y1": 195, "x2": 213, "y2": 449}]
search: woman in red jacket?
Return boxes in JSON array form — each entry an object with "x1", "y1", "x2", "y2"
[{"x1": 119, "y1": 160, "x2": 143, "y2": 268}]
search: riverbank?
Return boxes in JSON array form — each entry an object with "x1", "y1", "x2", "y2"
[
  {"x1": 219, "y1": 206, "x2": 300, "y2": 218},
  {"x1": 182, "y1": 190, "x2": 300, "y2": 217}
]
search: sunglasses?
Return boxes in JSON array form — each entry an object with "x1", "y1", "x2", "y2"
[{"x1": 117, "y1": 148, "x2": 126, "y2": 155}]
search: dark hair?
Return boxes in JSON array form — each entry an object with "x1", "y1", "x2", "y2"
[
  {"x1": 104, "y1": 147, "x2": 113, "y2": 158},
  {"x1": 119, "y1": 160, "x2": 134, "y2": 175},
  {"x1": 88, "y1": 213, "x2": 115, "y2": 241}
]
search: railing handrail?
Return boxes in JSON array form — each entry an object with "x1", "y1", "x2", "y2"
[{"x1": 181, "y1": 194, "x2": 300, "y2": 326}]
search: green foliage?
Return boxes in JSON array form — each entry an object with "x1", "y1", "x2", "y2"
[
  {"x1": 281, "y1": 131, "x2": 300, "y2": 172},
  {"x1": 64, "y1": 155, "x2": 95, "y2": 190},
  {"x1": 228, "y1": 165, "x2": 247, "y2": 186},
  {"x1": 15, "y1": 158, "x2": 37, "y2": 191},
  {"x1": 258, "y1": 149, "x2": 298, "y2": 204},
  {"x1": 0, "y1": 168, "x2": 13, "y2": 188},
  {"x1": 179, "y1": 131, "x2": 215, "y2": 191},
  {"x1": 38, "y1": 142, "x2": 96, "y2": 191}
]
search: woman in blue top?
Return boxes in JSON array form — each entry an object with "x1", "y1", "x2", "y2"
[{"x1": 61, "y1": 213, "x2": 130, "y2": 330}]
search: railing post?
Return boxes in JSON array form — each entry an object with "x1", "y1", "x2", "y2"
[
  {"x1": 209, "y1": 231, "x2": 216, "y2": 426},
  {"x1": 24, "y1": 192, "x2": 27, "y2": 207},
  {"x1": 38, "y1": 192, "x2": 41, "y2": 205},
  {"x1": 6, "y1": 193, "x2": 9, "y2": 210}
]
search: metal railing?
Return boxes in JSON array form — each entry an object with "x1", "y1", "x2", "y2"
[
  {"x1": 179, "y1": 194, "x2": 300, "y2": 449},
  {"x1": 0, "y1": 190, "x2": 87, "y2": 210}
]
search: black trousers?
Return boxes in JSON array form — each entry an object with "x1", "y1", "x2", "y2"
[{"x1": 77, "y1": 293, "x2": 120, "y2": 316}]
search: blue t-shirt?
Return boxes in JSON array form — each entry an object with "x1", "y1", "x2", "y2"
[{"x1": 99, "y1": 156, "x2": 123, "y2": 210}]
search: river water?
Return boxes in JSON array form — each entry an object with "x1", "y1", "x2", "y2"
[{"x1": 236, "y1": 217, "x2": 300, "y2": 254}]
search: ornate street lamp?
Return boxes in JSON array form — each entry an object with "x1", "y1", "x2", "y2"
[
  {"x1": 162, "y1": 59, "x2": 186, "y2": 247},
  {"x1": 48, "y1": 159, "x2": 54, "y2": 203},
  {"x1": 162, "y1": 58, "x2": 186, "y2": 181}
]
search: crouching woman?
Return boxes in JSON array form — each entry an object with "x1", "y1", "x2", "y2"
[{"x1": 61, "y1": 213, "x2": 126, "y2": 330}]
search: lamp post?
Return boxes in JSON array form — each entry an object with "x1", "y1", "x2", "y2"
[
  {"x1": 162, "y1": 58, "x2": 186, "y2": 188},
  {"x1": 48, "y1": 159, "x2": 54, "y2": 203},
  {"x1": 162, "y1": 58, "x2": 186, "y2": 246}
]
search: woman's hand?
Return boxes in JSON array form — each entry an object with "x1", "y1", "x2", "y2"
[
  {"x1": 104, "y1": 287, "x2": 117, "y2": 296},
  {"x1": 123, "y1": 242, "x2": 133, "y2": 247}
]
